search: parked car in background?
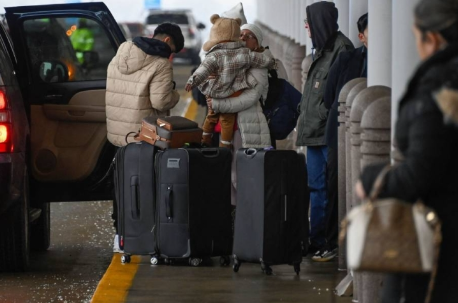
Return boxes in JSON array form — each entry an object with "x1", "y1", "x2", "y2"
[
  {"x1": 145, "y1": 9, "x2": 205, "y2": 64},
  {"x1": 0, "y1": 2, "x2": 126, "y2": 272},
  {"x1": 118, "y1": 22, "x2": 146, "y2": 40}
]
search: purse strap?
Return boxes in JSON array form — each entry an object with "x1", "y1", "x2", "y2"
[{"x1": 368, "y1": 164, "x2": 392, "y2": 201}]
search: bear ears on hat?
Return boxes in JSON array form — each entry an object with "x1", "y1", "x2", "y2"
[{"x1": 210, "y1": 14, "x2": 242, "y2": 26}]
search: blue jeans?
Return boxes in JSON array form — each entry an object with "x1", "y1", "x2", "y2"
[{"x1": 307, "y1": 145, "x2": 328, "y2": 248}]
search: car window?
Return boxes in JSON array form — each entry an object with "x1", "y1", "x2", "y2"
[
  {"x1": 146, "y1": 13, "x2": 188, "y2": 25},
  {"x1": 0, "y1": 36, "x2": 14, "y2": 86},
  {"x1": 22, "y1": 17, "x2": 116, "y2": 83}
]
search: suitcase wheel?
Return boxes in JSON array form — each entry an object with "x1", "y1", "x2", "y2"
[
  {"x1": 121, "y1": 254, "x2": 131, "y2": 264},
  {"x1": 261, "y1": 262, "x2": 272, "y2": 275},
  {"x1": 219, "y1": 256, "x2": 230, "y2": 266},
  {"x1": 294, "y1": 263, "x2": 301, "y2": 275},
  {"x1": 189, "y1": 258, "x2": 202, "y2": 267},
  {"x1": 150, "y1": 257, "x2": 159, "y2": 265}
]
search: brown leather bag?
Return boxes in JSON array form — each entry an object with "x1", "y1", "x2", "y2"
[
  {"x1": 157, "y1": 116, "x2": 197, "y2": 131},
  {"x1": 137, "y1": 116, "x2": 202, "y2": 149}
]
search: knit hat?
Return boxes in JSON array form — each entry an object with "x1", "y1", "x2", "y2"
[
  {"x1": 241, "y1": 24, "x2": 263, "y2": 46},
  {"x1": 221, "y1": 2, "x2": 247, "y2": 25},
  {"x1": 202, "y1": 14, "x2": 242, "y2": 51},
  {"x1": 153, "y1": 22, "x2": 184, "y2": 53}
]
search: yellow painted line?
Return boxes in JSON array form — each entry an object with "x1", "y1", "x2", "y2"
[
  {"x1": 184, "y1": 97, "x2": 199, "y2": 122},
  {"x1": 91, "y1": 254, "x2": 141, "y2": 303}
]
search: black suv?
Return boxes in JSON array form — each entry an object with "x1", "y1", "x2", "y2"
[{"x1": 0, "y1": 2, "x2": 125, "y2": 271}]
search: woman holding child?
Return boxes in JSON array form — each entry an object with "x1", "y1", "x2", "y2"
[{"x1": 208, "y1": 23, "x2": 273, "y2": 205}]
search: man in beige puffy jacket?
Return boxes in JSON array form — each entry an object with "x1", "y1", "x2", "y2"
[{"x1": 106, "y1": 23, "x2": 184, "y2": 147}]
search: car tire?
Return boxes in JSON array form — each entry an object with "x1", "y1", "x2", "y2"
[
  {"x1": 30, "y1": 201, "x2": 51, "y2": 252},
  {"x1": 0, "y1": 168, "x2": 30, "y2": 272}
]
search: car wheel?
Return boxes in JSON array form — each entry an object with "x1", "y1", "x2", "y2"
[
  {"x1": 0, "y1": 169, "x2": 30, "y2": 272},
  {"x1": 30, "y1": 201, "x2": 51, "y2": 251}
]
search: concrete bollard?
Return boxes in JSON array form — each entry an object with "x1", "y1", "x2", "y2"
[
  {"x1": 345, "y1": 81, "x2": 367, "y2": 219},
  {"x1": 350, "y1": 86, "x2": 391, "y2": 303},
  {"x1": 337, "y1": 78, "x2": 366, "y2": 272},
  {"x1": 301, "y1": 54, "x2": 313, "y2": 88},
  {"x1": 344, "y1": 80, "x2": 367, "y2": 303},
  {"x1": 350, "y1": 86, "x2": 391, "y2": 208},
  {"x1": 291, "y1": 44, "x2": 306, "y2": 91},
  {"x1": 284, "y1": 39, "x2": 295, "y2": 81},
  {"x1": 359, "y1": 96, "x2": 392, "y2": 303},
  {"x1": 334, "y1": 79, "x2": 367, "y2": 300}
]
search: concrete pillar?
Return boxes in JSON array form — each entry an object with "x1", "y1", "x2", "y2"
[
  {"x1": 344, "y1": 80, "x2": 367, "y2": 303},
  {"x1": 305, "y1": 0, "x2": 314, "y2": 56},
  {"x1": 368, "y1": 0, "x2": 392, "y2": 87},
  {"x1": 360, "y1": 96, "x2": 392, "y2": 303},
  {"x1": 349, "y1": 0, "x2": 368, "y2": 47},
  {"x1": 337, "y1": 78, "x2": 366, "y2": 272},
  {"x1": 299, "y1": 0, "x2": 308, "y2": 46},
  {"x1": 291, "y1": 44, "x2": 306, "y2": 91},
  {"x1": 335, "y1": 0, "x2": 350, "y2": 38},
  {"x1": 391, "y1": 0, "x2": 420, "y2": 139}
]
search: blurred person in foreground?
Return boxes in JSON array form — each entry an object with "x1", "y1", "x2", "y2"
[
  {"x1": 312, "y1": 13, "x2": 369, "y2": 262},
  {"x1": 105, "y1": 23, "x2": 184, "y2": 252},
  {"x1": 356, "y1": 0, "x2": 458, "y2": 302},
  {"x1": 296, "y1": 1, "x2": 354, "y2": 255}
]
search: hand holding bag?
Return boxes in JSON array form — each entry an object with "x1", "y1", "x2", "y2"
[{"x1": 340, "y1": 165, "x2": 442, "y2": 302}]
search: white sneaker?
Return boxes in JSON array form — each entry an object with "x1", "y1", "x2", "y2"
[{"x1": 113, "y1": 234, "x2": 124, "y2": 253}]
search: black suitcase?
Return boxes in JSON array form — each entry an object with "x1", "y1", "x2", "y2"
[
  {"x1": 232, "y1": 148, "x2": 308, "y2": 275},
  {"x1": 113, "y1": 142, "x2": 159, "y2": 264},
  {"x1": 155, "y1": 148, "x2": 232, "y2": 266}
]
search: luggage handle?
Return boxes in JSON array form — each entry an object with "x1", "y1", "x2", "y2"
[
  {"x1": 244, "y1": 148, "x2": 258, "y2": 159},
  {"x1": 200, "y1": 148, "x2": 219, "y2": 157},
  {"x1": 130, "y1": 176, "x2": 140, "y2": 219},
  {"x1": 165, "y1": 185, "x2": 173, "y2": 222}
]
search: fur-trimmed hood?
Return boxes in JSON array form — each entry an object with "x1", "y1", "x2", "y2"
[{"x1": 435, "y1": 88, "x2": 458, "y2": 126}]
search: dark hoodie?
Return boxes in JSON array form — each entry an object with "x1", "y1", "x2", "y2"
[
  {"x1": 296, "y1": 2, "x2": 354, "y2": 146},
  {"x1": 306, "y1": 2, "x2": 339, "y2": 51},
  {"x1": 133, "y1": 36, "x2": 172, "y2": 59}
]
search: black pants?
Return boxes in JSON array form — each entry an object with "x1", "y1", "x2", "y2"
[{"x1": 324, "y1": 146, "x2": 338, "y2": 249}]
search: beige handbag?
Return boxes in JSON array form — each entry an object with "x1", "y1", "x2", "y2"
[{"x1": 340, "y1": 165, "x2": 442, "y2": 301}]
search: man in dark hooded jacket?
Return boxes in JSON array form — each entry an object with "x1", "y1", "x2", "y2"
[
  {"x1": 312, "y1": 13, "x2": 368, "y2": 262},
  {"x1": 296, "y1": 2, "x2": 354, "y2": 254}
]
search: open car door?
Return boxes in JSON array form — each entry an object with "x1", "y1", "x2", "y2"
[{"x1": 5, "y1": 2, "x2": 125, "y2": 203}]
